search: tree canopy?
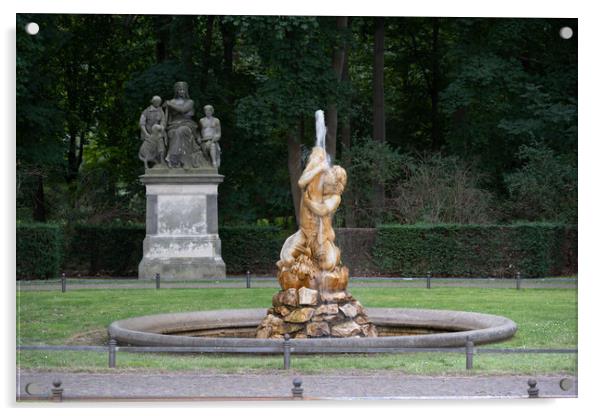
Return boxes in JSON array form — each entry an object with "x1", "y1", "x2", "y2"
[{"x1": 16, "y1": 14, "x2": 577, "y2": 226}]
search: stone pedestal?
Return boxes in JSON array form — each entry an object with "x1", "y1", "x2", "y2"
[{"x1": 138, "y1": 169, "x2": 226, "y2": 280}]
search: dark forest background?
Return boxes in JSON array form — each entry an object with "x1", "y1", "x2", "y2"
[{"x1": 16, "y1": 15, "x2": 577, "y2": 228}]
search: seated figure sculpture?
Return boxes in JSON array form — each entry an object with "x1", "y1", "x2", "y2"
[{"x1": 138, "y1": 82, "x2": 222, "y2": 170}]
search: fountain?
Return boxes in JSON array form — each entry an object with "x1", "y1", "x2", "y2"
[
  {"x1": 109, "y1": 110, "x2": 517, "y2": 349},
  {"x1": 256, "y1": 110, "x2": 377, "y2": 339}
]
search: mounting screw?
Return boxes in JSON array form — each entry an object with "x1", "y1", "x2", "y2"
[
  {"x1": 527, "y1": 379, "x2": 539, "y2": 398},
  {"x1": 291, "y1": 378, "x2": 303, "y2": 399}
]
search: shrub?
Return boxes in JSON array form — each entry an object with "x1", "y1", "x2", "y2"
[
  {"x1": 504, "y1": 143, "x2": 577, "y2": 223},
  {"x1": 16, "y1": 223, "x2": 63, "y2": 279},
  {"x1": 372, "y1": 223, "x2": 577, "y2": 277},
  {"x1": 392, "y1": 154, "x2": 495, "y2": 224},
  {"x1": 66, "y1": 223, "x2": 145, "y2": 276}
]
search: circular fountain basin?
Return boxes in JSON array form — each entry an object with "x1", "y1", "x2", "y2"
[{"x1": 108, "y1": 308, "x2": 517, "y2": 350}]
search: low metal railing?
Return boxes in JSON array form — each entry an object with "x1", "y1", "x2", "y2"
[{"x1": 17, "y1": 339, "x2": 577, "y2": 371}]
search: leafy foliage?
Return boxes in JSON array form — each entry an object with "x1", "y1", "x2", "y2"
[{"x1": 503, "y1": 143, "x2": 577, "y2": 223}]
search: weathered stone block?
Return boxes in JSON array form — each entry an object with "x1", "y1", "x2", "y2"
[
  {"x1": 298, "y1": 287, "x2": 319, "y2": 306},
  {"x1": 361, "y1": 323, "x2": 379, "y2": 338},
  {"x1": 307, "y1": 322, "x2": 331, "y2": 337},
  {"x1": 339, "y1": 303, "x2": 358, "y2": 318},
  {"x1": 320, "y1": 291, "x2": 348, "y2": 303},
  {"x1": 331, "y1": 320, "x2": 362, "y2": 337},
  {"x1": 284, "y1": 308, "x2": 315, "y2": 323},
  {"x1": 354, "y1": 315, "x2": 369, "y2": 325},
  {"x1": 315, "y1": 304, "x2": 339, "y2": 315},
  {"x1": 274, "y1": 305, "x2": 291, "y2": 316},
  {"x1": 273, "y1": 289, "x2": 298, "y2": 307}
]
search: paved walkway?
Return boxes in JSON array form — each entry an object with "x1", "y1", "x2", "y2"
[
  {"x1": 17, "y1": 370, "x2": 577, "y2": 400},
  {"x1": 17, "y1": 277, "x2": 577, "y2": 291}
]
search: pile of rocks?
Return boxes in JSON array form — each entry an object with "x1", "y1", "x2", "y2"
[{"x1": 256, "y1": 287, "x2": 378, "y2": 339}]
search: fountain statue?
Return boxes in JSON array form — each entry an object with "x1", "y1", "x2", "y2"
[{"x1": 257, "y1": 111, "x2": 378, "y2": 338}]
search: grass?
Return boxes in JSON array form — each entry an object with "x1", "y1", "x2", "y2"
[{"x1": 16, "y1": 287, "x2": 577, "y2": 374}]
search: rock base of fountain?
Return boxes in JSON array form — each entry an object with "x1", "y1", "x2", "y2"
[{"x1": 256, "y1": 287, "x2": 378, "y2": 339}]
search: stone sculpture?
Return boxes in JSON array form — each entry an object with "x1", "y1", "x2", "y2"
[
  {"x1": 199, "y1": 105, "x2": 221, "y2": 169},
  {"x1": 139, "y1": 82, "x2": 221, "y2": 170},
  {"x1": 138, "y1": 96, "x2": 167, "y2": 168},
  {"x1": 257, "y1": 111, "x2": 377, "y2": 339}
]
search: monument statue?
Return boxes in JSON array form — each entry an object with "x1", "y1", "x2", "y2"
[
  {"x1": 256, "y1": 110, "x2": 377, "y2": 339},
  {"x1": 137, "y1": 82, "x2": 226, "y2": 280},
  {"x1": 138, "y1": 81, "x2": 221, "y2": 170}
]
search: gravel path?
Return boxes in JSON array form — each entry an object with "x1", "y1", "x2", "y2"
[{"x1": 17, "y1": 370, "x2": 577, "y2": 400}]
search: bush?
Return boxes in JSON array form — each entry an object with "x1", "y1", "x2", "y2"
[
  {"x1": 66, "y1": 223, "x2": 145, "y2": 276},
  {"x1": 372, "y1": 223, "x2": 577, "y2": 277},
  {"x1": 221, "y1": 226, "x2": 287, "y2": 274},
  {"x1": 504, "y1": 143, "x2": 577, "y2": 223},
  {"x1": 392, "y1": 154, "x2": 495, "y2": 224},
  {"x1": 17, "y1": 223, "x2": 63, "y2": 279}
]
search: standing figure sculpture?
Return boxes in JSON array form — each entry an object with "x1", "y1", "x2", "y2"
[
  {"x1": 163, "y1": 81, "x2": 201, "y2": 168},
  {"x1": 199, "y1": 105, "x2": 221, "y2": 169},
  {"x1": 138, "y1": 96, "x2": 166, "y2": 168}
]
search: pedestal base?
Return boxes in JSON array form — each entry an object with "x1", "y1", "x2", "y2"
[{"x1": 138, "y1": 169, "x2": 226, "y2": 280}]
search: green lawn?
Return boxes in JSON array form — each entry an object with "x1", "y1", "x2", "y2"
[{"x1": 16, "y1": 287, "x2": 577, "y2": 375}]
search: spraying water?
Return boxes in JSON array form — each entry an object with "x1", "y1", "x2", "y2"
[{"x1": 315, "y1": 110, "x2": 327, "y2": 149}]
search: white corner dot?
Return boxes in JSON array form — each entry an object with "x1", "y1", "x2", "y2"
[
  {"x1": 25, "y1": 22, "x2": 40, "y2": 35},
  {"x1": 559, "y1": 26, "x2": 573, "y2": 40}
]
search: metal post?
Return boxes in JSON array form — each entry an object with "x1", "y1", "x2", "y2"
[
  {"x1": 465, "y1": 337, "x2": 474, "y2": 370},
  {"x1": 527, "y1": 379, "x2": 539, "y2": 398},
  {"x1": 108, "y1": 338, "x2": 117, "y2": 368},
  {"x1": 246, "y1": 270, "x2": 251, "y2": 289},
  {"x1": 283, "y1": 334, "x2": 291, "y2": 370},
  {"x1": 427, "y1": 271, "x2": 432, "y2": 289},
  {"x1": 51, "y1": 380, "x2": 63, "y2": 402},
  {"x1": 291, "y1": 378, "x2": 303, "y2": 399},
  {"x1": 516, "y1": 271, "x2": 521, "y2": 290},
  {"x1": 61, "y1": 273, "x2": 66, "y2": 293},
  {"x1": 155, "y1": 273, "x2": 160, "y2": 290}
]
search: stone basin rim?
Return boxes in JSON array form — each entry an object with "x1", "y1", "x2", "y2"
[{"x1": 108, "y1": 308, "x2": 517, "y2": 348}]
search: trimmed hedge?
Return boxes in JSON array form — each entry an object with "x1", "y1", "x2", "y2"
[
  {"x1": 17, "y1": 222, "x2": 577, "y2": 278},
  {"x1": 221, "y1": 226, "x2": 287, "y2": 274},
  {"x1": 66, "y1": 223, "x2": 145, "y2": 276},
  {"x1": 16, "y1": 223, "x2": 63, "y2": 279},
  {"x1": 372, "y1": 223, "x2": 577, "y2": 277}
]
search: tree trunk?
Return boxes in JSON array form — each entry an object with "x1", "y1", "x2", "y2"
[
  {"x1": 372, "y1": 17, "x2": 386, "y2": 143},
  {"x1": 372, "y1": 17, "x2": 386, "y2": 222},
  {"x1": 154, "y1": 15, "x2": 171, "y2": 62},
  {"x1": 32, "y1": 174, "x2": 46, "y2": 222},
  {"x1": 66, "y1": 124, "x2": 78, "y2": 183},
  {"x1": 326, "y1": 16, "x2": 348, "y2": 160},
  {"x1": 220, "y1": 18, "x2": 235, "y2": 79},
  {"x1": 200, "y1": 15, "x2": 215, "y2": 93},
  {"x1": 340, "y1": 51, "x2": 356, "y2": 227},
  {"x1": 180, "y1": 16, "x2": 195, "y2": 77},
  {"x1": 430, "y1": 17, "x2": 442, "y2": 150},
  {"x1": 287, "y1": 120, "x2": 303, "y2": 225}
]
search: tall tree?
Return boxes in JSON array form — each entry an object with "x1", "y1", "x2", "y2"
[
  {"x1": 325, "y1": 16, "x2": 348, "y2": 160},
  {"x1": 372, "y1": 17, "x2": 386, "y2": 218}
]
